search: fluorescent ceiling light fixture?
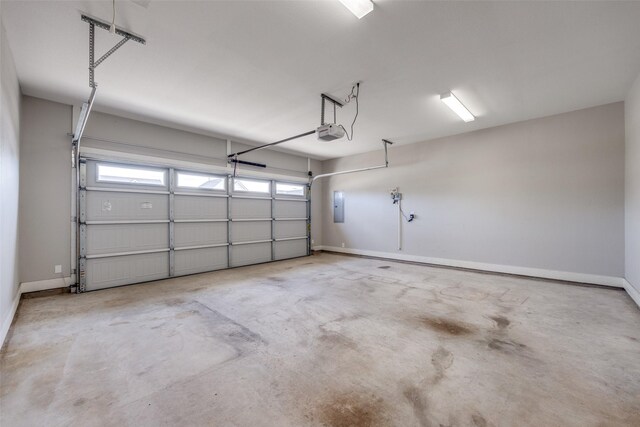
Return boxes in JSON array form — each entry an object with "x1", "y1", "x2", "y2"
[
  {"x1": 440, "y1": 91, "x2": 475, "y2": 122},
  {"x1": 338, "y1": 0, "x2": 374, "y2": 19}
]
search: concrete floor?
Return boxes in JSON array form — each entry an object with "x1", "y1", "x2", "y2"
[{"x1": 1, "y1": 253, "x2": 639, "y2": 427}]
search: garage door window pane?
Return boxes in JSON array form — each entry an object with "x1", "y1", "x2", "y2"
[
  {"x1": 177, "y1": 172, "x2": 226, "y2": 191},
  {"x1": 233, "y1": 178, "x2": 270, "y2": 193},
  {"x1": 276, "y1": 183, "x2": 305, "y2": 196},
  {"x1": 97, "y1": 164, "x2": 165, "y2": 186}
]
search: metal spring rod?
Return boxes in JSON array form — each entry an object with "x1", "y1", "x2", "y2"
[
  {"x1": 227, "y1": 130, "x2": 316, "y2": 158},
  {"x1": 72, "y1": 85, "x2": 98, "y2": 145}
]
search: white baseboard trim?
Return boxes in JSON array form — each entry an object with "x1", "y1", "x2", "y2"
[
  {"x1": 20, "y1": 277, "x2": 72, "y2": 294},
  {"x1": 623, "y1": 279, "x2": 640, "y2": 308},
  {"x1": 0, "y1": 289, "x2": 22, "y2": 350},
  {"x1": 316, "y1": 246, "x2": 624, "y2": 288},
  {"x1": 1, "y1": 277, "x2": 73, "y2": 348}
]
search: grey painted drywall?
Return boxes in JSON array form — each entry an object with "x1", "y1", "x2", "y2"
[
  {"x1": 321, "y1": 103, "x2": 625, "y2": 278},
  {"x1": 18, "y1": 97, "x2": 322, "y2": 284},
  {"x1": 626, "y1": 74, "x2": 640, "y2": 298},
  {"x1": 81, "y1": 110, "x2": 317, "y2": 179},
  {"x1": 82, "y1": 111, "x2": 229, "y2": 168},
  {"x1": 19, "y1": 97, "x2": 72, "y2": 283},
  {"x1": 1, "y1": 16, "x2": 21, "y2": 336}
]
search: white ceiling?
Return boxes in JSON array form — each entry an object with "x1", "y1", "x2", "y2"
[{"x1": 3, "y1": 0, "x2": 640, "y2": 160}]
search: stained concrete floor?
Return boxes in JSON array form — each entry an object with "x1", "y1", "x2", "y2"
[{"x1": 1, "y1": 253, "x2": 640, "y2": 427}]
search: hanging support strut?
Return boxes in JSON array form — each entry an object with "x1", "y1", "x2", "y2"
[
  {"x1": 320, "y1": 93, "x2": 344, "y2": 125},
  {"x1": 72, "y1": 15, "x2": 146, "y2": 158}
]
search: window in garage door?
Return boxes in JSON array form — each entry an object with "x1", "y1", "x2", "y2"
[
  {"x1": 176, "y1": 171, "x2": 226, "y2": 191},
  {"x1": 275, "y1": 182, "x2": 305, "y2": 196},
  {"x1": 97, "y1": 163, "x2": 166, "y2": 186}
]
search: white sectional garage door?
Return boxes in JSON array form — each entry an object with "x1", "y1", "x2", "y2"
[{"x1": 78, "y1": 159, "x2": 309, "y2": 291}]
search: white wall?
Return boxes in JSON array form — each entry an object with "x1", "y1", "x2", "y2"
[
  {"x1": 1, "y1": 15, "x2": 21, "y2": 344},
  {"x1": 18, "y1": 97, "x2": 322, "y2": 286},
  {"x1": 321, "y1": 103, "x2": 625, "y2": 285},
  {"x1": 625, "y1": 73, "x2": 640, "y2": 305}
]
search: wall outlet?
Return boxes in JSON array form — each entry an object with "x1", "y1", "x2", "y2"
[
  {"x1": 54, "y1": 265, "x2": 62, "y2": 274},
  {"x1": 311, "y1": 239, "x2": 315, "y2": 245},
  {"x1": 341, "y1": 242, "x2": 345, "y2": 248}
]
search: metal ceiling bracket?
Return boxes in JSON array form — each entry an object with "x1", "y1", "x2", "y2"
[
  {"x1": 320, "y1": 93, "x2": 344, "y2": 126},
  {"x1": 381, "y1": 139, "x2": 393, "y2": 167},
  {"x1": 72, "y1": 15, "x2": 146, "y2": 148},
  {"x1": 93, "y1": 37, "x2": 130, "y2": 69},
  {"x1": 81, "y1": 14, "x2": 146, "y2": 44},
  {"x1": 81, "y1": 14, "x2": 146, "y2": 88}
]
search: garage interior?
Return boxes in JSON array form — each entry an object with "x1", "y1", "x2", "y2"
[{"x1": 1, "y1": 1, "x2": 640, "y2": 426}]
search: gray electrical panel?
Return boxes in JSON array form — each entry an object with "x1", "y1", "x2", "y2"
[{"x1": 333, "y1": 191, "x2": 344, "y2": 223}]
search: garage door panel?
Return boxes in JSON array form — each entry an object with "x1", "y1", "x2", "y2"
[
  {"x1": 230, "y1": 242, "x2": 271, "y2": 267},
  {"x1": 174, "y1": 196, "x2": 227, "y2": 220},
  {"x1": 274, "y1": 200, "x2": 306, "y2": 218},
  {"x1": 231, "y1": 221, "x2": 271, "y2": 243},
  {"x1": 174, "y1": 247, "x2": 227, "y2": 276},
  {"x1": 86, "y1": 192, "x2": 169, "y2": 221},
  {"x1": 174, "y1": 222, "x2": 227, "y2": 248},
  {"x1": 274, "y1": 220, "x2": 306, "y2": 239},
  {"x1": 230, "y1": 198, "x2": 271, "y2": 219},
  {"x1": 81, "y1": 160, "x2": 312, "y2": 292},
  {"x1": 86, "y1": 223, "x2": 169, "y2": 256},
  {"x1": 86, "y1": 252, "x2": 169, "y2": 291},
  {"x1": 274, "y1": 239, "x2": 307, "y2": 260}
]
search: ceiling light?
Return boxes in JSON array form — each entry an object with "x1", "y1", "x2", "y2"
[
  {"x1": 338, "y1": 0, "x2": 374, "y2": 19},
  {"x1": 440, "y1": 91, "x2": 475, "y2": 122}
]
